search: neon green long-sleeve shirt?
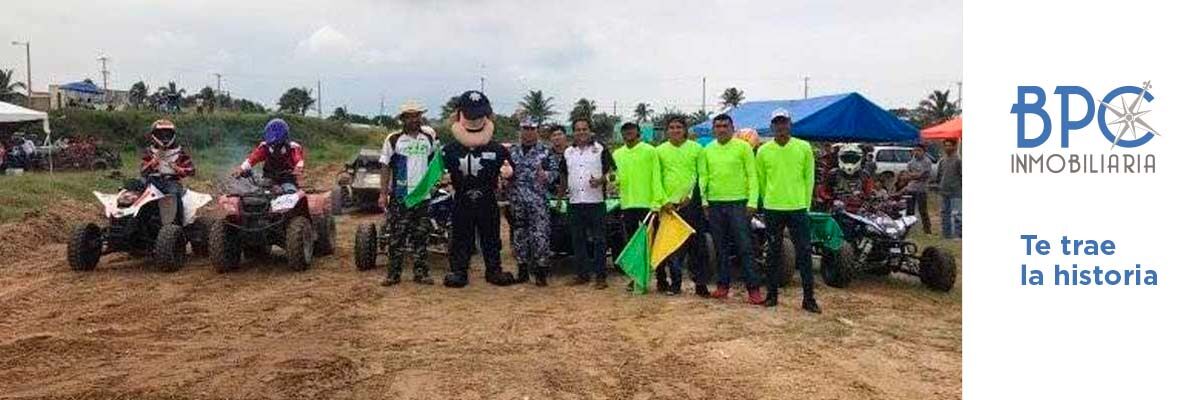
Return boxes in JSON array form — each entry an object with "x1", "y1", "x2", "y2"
[
  {"x1": 756, "y1": 137, "x2": 815, "y2": 211},
  {"x1": 700, "y1": 138, "x2": 758, "y2": 207},
  {"x1": 656, "y1": 140, "x2": 705, "y2": 205},
  {"x1": 613, "y1": 142, "x2": 664, "y2": 210}
]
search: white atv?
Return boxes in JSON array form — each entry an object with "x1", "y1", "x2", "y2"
[{"x1": 68, "y1": 179, "x2": 212, "y2": 272}]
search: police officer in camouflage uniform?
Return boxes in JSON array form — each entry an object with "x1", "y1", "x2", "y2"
[
  {"x1": 506, "y1": 118, "x2": 560, "y2": 286},
  {"x1": 379, "y1": 101, "x2": 439, "y2": 286}
]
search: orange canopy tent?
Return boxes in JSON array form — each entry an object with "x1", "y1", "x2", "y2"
[{"x1": 921, "y1": 117, "x2": 962, "y2": 140}]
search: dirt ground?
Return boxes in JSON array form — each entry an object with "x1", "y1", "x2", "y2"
[{"x1": 0, "y1": 173, "x2": 961, "y2": 399}]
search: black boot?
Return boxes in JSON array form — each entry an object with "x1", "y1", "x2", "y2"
[
  {"x1": 515, "y1": 263, "x2": 531, "y2": 284},
  {"x1": 443, "y1": 272, "x2": 469, "y2": 288},
  {"x1": 486, "y1": 269, "x2": 516, "y2": 286},
  {"x1": 801, "y1": 295, "x2": 821, "y2": 313},
  {"x1": 381, "y1": 266, "x2": 402, "y2": 287},
  {"x1": 534, "y1": 261, "x2": 549, "y2": 287},
  {"x1": 763, "y1": 288, "x2": 779, "y2": 308},
  {"x1": 412, "y1": 266, "x2": 434, "y2": 285},
  {"x1": 694, "y1": 284, "x2": 710, "y2": 298}
]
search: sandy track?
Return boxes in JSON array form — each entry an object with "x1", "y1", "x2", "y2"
[{"x1": 0, "y1": 174, "x2": 960, "y2": 399}]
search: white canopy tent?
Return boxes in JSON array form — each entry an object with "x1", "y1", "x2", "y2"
[
  {"x1": 1, "y1": 100, "x2": 54, "y2": 171},
  {"x1": 0, "y1": 100, "x2": 51, "y2": 134}
]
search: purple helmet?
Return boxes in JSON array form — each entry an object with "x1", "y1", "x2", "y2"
[{"x1": 264, "y1": 118, "x2": 290, "y2": 146}]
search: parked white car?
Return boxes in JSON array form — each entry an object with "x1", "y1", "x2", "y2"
[{"x1": 870, "y1": 145, "x2": 939, "y2": 191}]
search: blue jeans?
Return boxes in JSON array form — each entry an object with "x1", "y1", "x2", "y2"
[
  {"x1": 708, "y1": 201, "x2": 758, "y2": 288},
  {"x1": 569, "y1": 202, "x2": 608, "y2": 280},
  {"x1": 941, "y1": 194, "x2": 961, "y2": 238},
  {"x1": 764, "y1": 209, "x2": 814, "y2": 298}
]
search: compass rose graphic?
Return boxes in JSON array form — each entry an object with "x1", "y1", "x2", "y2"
[{"x1": 1100, "y1": 80, "x2": 1162, "y2": 149}]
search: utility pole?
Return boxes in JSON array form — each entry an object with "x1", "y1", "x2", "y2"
[
  {"x1": 480, "y1": 63, "x2": 486, "y2": 92},
  {"x1": 612, "y1": 100, "x2": 617, "y2": 116},
  {"x1": 701, "y1": 76, "x2": 707, "y2": 113},
  {"x1": 803, "y1": 76, "x2": 810, "y2": 99},
  {"x1": 10, "y1": 41, "x2": 31, "y2": 105},
  {"x1": 214, "y1": 73, "x2": 222, "y2": 94},
  {"x1": 378, "y1": 94, "x2": 384, "y2": 123},
  {"x1": 956, "y1": 81, "x2": 963, "y2": 109},
  {"x1": 317, "y1": 80, "x2": 323, "y2": 118}
]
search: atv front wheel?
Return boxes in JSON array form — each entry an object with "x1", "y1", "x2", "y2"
[
  {"x1": 286, "y1": 218, "x2": 315, "y2": 271},
  {"x1": 354, "y1": 223, "x2": 378, "y2": 271},
  {"x1": 210, "y1": 221, "x2": 241, "y2": 273},
  {"x1": 314, "y1": 213, "x2": 337, "y2": 256},
  {"x1": 919, "y1": 247, "x2": 957, "y2": 292},
  {"x1": 67, "y1": 223, "x2": 103, "y2": 271},
  {"x1": 155, "y1": 224, "x2": 188, "y2": 272},
  {"x1": 820, "y1": 244, "x2": 855, "y2": 288}
]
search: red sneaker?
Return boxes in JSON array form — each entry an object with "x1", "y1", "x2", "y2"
[
  {"x1": 711, "y1": 285, "x2": 730, "y2": 299},
  {"x1": 747, "y1": 288, "x2": 766, "y2": 305}
]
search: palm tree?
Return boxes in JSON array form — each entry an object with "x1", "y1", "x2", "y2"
[
  {"x1": 633, "y1": 103, "x2": 653, "y2": 123},
  {"x1": 154, "y1": 82, "x2": 186, "y2": 112},
  {"x1": 128, "y1": 81, "x2": 149, "y2": 109},
  {"x1": 720, "y1": 87, "x2": 745, "y2": 109},
  {"x1": 916, "y1": 89, "x2": 961, "y2": 127},
  {"x1": 519, "y1": 90, "x2": 556, "y2": 124},
  {"x1": 440, "y1": 96, "x2": 458, "y2": 121},
  {"x1": 569, "y1": 98, "x2": 597, "y2": 121},
  {"x1": 0, "y1": 69, "x2": 28, "y2": 103}
]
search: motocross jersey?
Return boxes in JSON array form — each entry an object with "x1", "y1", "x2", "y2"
[
  {"x1": 818, "y1": 170, "x2": 875, "y2": 212},
  {"x1": 140, "y1": 144, "x2": 195, "y2": 179},
  {"x1": 241, "y1": 141, "x2": 305, "y2": 183}
]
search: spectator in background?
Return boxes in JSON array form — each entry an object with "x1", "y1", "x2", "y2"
[
  {"x1": 901, "y1": 144, "x2": 933, "y2": 234},
  {"x1": 937, "y1": 139, "x2": 962, "y2": 239}
]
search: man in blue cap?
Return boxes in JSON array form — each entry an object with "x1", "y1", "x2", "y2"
[
  {"x1": 441, "y1": 90, "x2": 517, "y2": 288},
  {"x1": 505, "y1": 117, "x2": 559, "y2": 286}
]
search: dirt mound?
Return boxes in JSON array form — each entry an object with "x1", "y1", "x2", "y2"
[{"x1": 0, "y1": 198, "x2": 100, "y2": 262}]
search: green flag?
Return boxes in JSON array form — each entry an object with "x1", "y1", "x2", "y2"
[
  {"x1": 404, "y1": 149, "x2": 444, "y2": 208},
  {"x1": 616, "y1": 221, "x2": 651, "y2": 295}
]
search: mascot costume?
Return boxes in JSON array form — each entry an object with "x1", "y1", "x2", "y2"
[{"x1": 442, "y1": 90, "x2": 517, "y2": 288}]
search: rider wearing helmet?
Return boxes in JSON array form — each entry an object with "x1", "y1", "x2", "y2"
[
  {"x1": 816, "y1": 143, "x2": 875, "y2": 212},
  {"x1": 232, "y1": 118, "x2": 306, "y2": 193},
  {"x1": 140, "y1": 119, "x2": 196, "y2": 225}
]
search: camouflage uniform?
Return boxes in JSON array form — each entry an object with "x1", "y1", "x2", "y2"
[
  {"x1": 386, "y1": 198, "x2": 432, "y2": 280},
  {"x1": 506, "y1": 142, "x2": 560, "y2": 279}
]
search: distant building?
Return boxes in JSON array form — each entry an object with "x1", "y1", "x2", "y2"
[{"x1": 48, "y1": 80, "x2": 129, "y2": 110}]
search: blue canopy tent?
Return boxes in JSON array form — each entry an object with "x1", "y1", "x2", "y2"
[
  {"x1": 60, "y1": 81, "x2": 105, "y2": 95},
  {"x1": 691, "y1": 93, "x2": 918, "y2": 145}
]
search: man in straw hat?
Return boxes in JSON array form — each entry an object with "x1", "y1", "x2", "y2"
[{"x1": 378, "y1": 100, "x2": 440, "y2": 286}]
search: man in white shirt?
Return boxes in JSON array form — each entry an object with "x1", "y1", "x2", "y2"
[
  {"x1": 378, "y1": 101, "x2": 439, "y2": 286},
  {"x1": 557, "y1": 118, "x2": 616, "y2": 289}
]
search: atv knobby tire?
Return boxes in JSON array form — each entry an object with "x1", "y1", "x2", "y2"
[
  {"x1": 314, "y1": 213, "x2": 336, "y2": 256},
  {"x1": 68, "y1": 223, "x2": 103, "y2": 271},
  {"x1": 354, "y1": 223, "x2": 378, "y2": 271},
  {"x1": 155, "y1": 224, "x2": 188, "y2": 272},
  {"x1": 210, "y1": 221, "x2": 241, "y2": 273},
  {"x1": 919, "y1": 247, "x2": 957, "y2": 292},
  {"x1": 821, "y1": 244, "x2": 855, "y2": 289},
  {"x1": 286, "y1": 217, "x2": 314, "y2": 271}
]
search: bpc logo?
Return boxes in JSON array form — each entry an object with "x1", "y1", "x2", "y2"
[{"x1": 1011, "y1": 81, "x2": 1161, "y2": 149}]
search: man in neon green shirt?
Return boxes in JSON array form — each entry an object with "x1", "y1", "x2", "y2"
[
  {"x1": 756, "y1": 108, "x2": 820, "y2": 312},
  {"x1": 613, "y1": 122, "x2": 665, "y2": 291},
  {"x1": 700, "y1": 113, "x2": 764, "y2": 304},
  {"x1": 656, "y1": 116, "x2": 711, "y2": 297}
]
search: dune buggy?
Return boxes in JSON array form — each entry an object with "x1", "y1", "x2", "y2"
[{"x1": 331, "y1": 149, "x2": 385, "y2": 215}]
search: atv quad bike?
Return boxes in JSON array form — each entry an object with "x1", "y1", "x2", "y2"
[
  {"x1": 210, "y1": 173, "x2": 336, "y2": 272},
  {"x1": 67, "y1": 178, "x2": 211, "y2": 272},
  {"x1": 353, "y1": 186, "x2": 454, "y2": 270},
  {"x1": 332, "y1": 149, "x2": 385, "y2": 215}
]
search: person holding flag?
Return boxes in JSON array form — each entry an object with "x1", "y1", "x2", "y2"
[
  {"x1": 505, "y1": 117, "x2": 560, "y2": 286},
  {"x1": 378, "y1": 101, "x2": 441, "y2": 286},
  {"x1": 655, "y1": 116, "x2": 711, "y2": 297},
  {"x1": 612, "y1": 122, "x2": 667, "y2": 292},
  {"x1": 756, "y1": 108, "x2": 820, "y2": 312},
  {"x1": 700, "y1": 113, "x2": 764, "y2": 304}
]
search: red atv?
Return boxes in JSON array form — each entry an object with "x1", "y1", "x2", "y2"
[{"x1": 209, "y1": 172, "x2": 336, "y2": 272}]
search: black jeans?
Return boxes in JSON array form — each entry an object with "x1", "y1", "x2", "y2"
[
  {"x1": 450, "y1": 194, "x2": 502, "y2": 276},
  {"x1": 708, "y1": 200, "x2": 758, "y2": 288},
  {"x1": 764, "y1": 209, "x2": 815, "y2": 299},
  {"x1": 569, "y1": 203, "x2": 608, "y2": 280}
]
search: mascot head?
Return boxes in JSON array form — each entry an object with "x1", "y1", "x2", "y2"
[{"x1": 450, "y1": 90, "x2": 495, "y2": 148}]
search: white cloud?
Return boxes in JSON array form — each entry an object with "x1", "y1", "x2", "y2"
[{"x1": 296, "y1": 25, "x2": 359, "y2": 57}]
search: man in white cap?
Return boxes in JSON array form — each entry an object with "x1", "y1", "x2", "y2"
[
  {"x1": 378, "y1": 100, "x2": 440, "y2": 286},
  {"x1": 505, "y1": 117, "x2": 560, "y2": 286}
]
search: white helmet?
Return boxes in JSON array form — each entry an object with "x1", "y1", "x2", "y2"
[{"x1": 838, "y1": 144, "x2": 864, "y2": 175}]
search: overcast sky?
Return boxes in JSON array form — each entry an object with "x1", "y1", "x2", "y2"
[{"x1": 3, "y1": 0, "x2": 961, "y2": 120}]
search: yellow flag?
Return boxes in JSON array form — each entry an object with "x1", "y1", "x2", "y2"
[{"x1": 650, "y1": 209, "x2": 696, "y2": 269}]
